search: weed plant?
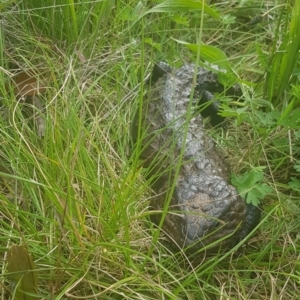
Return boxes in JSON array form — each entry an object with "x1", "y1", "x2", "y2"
[{"x1": 0, "y1": 0, "x2": 299, "y2": 299}]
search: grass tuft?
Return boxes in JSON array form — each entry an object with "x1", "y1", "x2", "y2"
[{"x1": 0, "y1": 0, "x2": 299, "y2": 299}]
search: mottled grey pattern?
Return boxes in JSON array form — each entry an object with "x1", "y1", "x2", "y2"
[{"x1": 134, "y1": 63, "x2": 259, "y2": 252}]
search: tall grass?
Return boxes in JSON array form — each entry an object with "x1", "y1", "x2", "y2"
[
  {"x1": 0, "y1": 0, "x2": 299, "y2": 299},
  {"x1": 265, "y1": 1, "x2": 300, "y2": 106},
  {"x1": 8, "y1": 0, "x2": 116, "y2": 55}
]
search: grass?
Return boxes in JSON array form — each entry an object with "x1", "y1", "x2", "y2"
[{"x1": 0, "y1": 0, "x2": 300, "y2": 299}]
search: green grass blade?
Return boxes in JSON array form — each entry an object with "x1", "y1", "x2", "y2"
[{"x1": 266, "y1": 2, "x2": 300, "y2": 105}]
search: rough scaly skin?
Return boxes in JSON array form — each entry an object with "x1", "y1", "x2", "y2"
[{"x1": 135, "y1": 64, "x2": 255, "y2": 251}]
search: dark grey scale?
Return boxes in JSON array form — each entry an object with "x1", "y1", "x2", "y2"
[
  {"x1": 239, "y1": 204, "x2": 262, "y2": 240},
  {"x1": 133, "y1": 63, "x2": 261, "y2": 253}
]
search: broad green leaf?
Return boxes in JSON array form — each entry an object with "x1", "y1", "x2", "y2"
[
  {"x1": 144, "y1": 38, "x2": 162, "y2": 52},
  {"x1": 172, "y1": 14, "x2": 190, "y2": 27},
  {"x1": 246, "y1": 183, "x2": 273, "y2": 206},
  {"x1": 7, "y1": 245, "x2": 38, "y2": 300},
  {"x1": 232, "y1": 169, "x2": 272, "y2": 206},
  {"x1": 254, "y1": 111, "x2": 277, "y2": 126},
  {"x1": 294, "y1": 164, "x2": 300, "y2": 173},
  {"x1": 140, "y1": 0, "x2": 219, "y2": 19},
  {"x1": 289, "y1": 177, "x2": 300, "y2": 191},
  {"x1": 177, "y1": 42, "x2": 232, "y2": 73},
  {"x1": 221, "y1": 106, "x2": 248, "y2": 125},
  {"x1": 249, "y1": 98, "x2": 274, "y2": 108}
]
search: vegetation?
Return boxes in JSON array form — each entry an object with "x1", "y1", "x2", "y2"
[{"x1": 0, "y1": 0, "x2": 299, "y2": 299}]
